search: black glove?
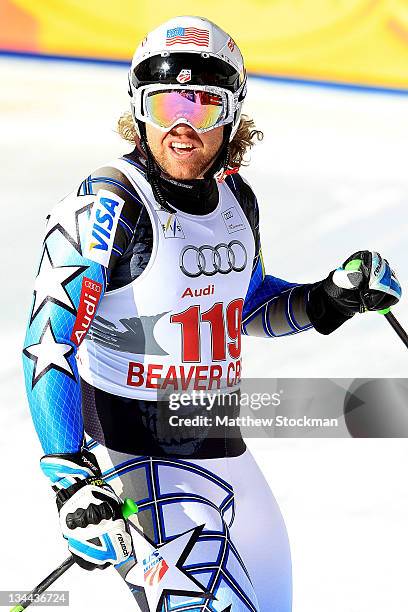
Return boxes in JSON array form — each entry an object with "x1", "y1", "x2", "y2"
[{"x1": 307, "y1": 250, "x2": 401, "y2": 335}]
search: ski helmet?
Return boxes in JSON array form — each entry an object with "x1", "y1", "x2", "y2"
[{"x1": 128, "y1": 16, "x2": 247, "y2": 142}]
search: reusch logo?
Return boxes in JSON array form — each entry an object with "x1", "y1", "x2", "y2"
[
  {"x1": 117, "y1": 534, "x2": 129, "y2": 557},
  {"x1": 374, "y1": 254, "x2": 382, "y2": 276},
  {"x1": 82, "y1": 456, "x2": 97, "y2": 471}
]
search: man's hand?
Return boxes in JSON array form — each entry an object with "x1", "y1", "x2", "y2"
[
  {"x1": 323, "y1": 250, "x2": 401, "y2": 314},
  {"x1": 307, "y1": 250, "x2": 402, "y2": 335},
  {"x1": 40, "y1": 450, "x2": 132, "y2": 570}
]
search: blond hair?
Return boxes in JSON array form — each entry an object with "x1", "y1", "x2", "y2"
[{"x1": 117, "y1": 112, "x2": 263, "y2": 169}]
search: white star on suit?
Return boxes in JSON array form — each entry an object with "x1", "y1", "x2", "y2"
[
  {"x1": 45, "y1": 194, "x2": 94, "y2": 254},
  {"x1": 125, "y1": 524, "x2": 211, "y2": 612},
  {"x1": 23, "y1": 320, "x2": 76, "y2": 388},
  {"x1": 30, "y1": 243, "x2": 86, "y2": 323}
]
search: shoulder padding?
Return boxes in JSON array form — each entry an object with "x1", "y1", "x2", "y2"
[{"x1": 77, "y1": 164, "x2": 144, "y2": 227}]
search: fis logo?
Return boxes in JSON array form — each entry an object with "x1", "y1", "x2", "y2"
[
  {"x1": 158, "y1": 211, "x2": 185, "y2": 238},
  {"x1": 86, "y1": 190, "x2": 125, "y2": 266}
]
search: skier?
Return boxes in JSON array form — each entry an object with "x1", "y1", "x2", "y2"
[{"x1": 22, "y1": 16, "x2": 401, "y2": 612}]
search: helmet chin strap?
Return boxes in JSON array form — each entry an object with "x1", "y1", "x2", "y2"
[
  {"x1": 136, "y1": 119, "x2": 232, "y2": 209},
  {"x1": 203, "y1": 123, "x2": 232, "y2": 180},
  {"x1": 137, "y1": 120, "x2": 176, "y2": 212}
]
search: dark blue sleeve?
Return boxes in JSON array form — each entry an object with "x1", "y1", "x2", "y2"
[
  {"x1": 242, "y1": 253, "x2": 314, "y2": 337},
  {"x1": 240, "y1": 178, "x2": 315, "y2": 343},
  {"x1": 244, "y1": 253, "x2": 296, "y2": 312}
]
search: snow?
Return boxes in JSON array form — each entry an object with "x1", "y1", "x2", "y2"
[{"x1": 1, "y1": 56, "x2": 407, "y2": 611}]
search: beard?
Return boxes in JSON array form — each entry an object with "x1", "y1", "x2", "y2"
[
  {"x1": 144, "y1": 124, "x2": 225, "y2": 181},
  {"x1": 156, "y1": 147, "x2": 221, "y2": 180}
]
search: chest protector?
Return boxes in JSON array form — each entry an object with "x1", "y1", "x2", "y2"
[{"x1": 77, "y1": 160, "x2": 255, "y2": 401}]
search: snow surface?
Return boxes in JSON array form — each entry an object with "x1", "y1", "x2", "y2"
[{"x1": 0, "y1": 56, "x2": 407, "y2": 611}]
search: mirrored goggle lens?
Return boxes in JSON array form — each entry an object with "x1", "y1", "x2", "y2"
[{"x1": 145, "y1": 90, "x2": 226, "y2": 130}]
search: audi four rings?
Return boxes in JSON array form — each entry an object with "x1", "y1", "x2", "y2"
[{"x1": 180, "y1": 241, "x2": 248, "y2": 278}]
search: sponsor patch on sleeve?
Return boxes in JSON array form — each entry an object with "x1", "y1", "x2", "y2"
[
  {"x1": 70, "y1": 277, "x2": 103, "y2": 347},
  {"x1": 85, "y1": 189, "x2": 125, "y2": 267}
]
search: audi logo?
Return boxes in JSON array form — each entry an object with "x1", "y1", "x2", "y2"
[{"x1": 180, "y1": 241, "x2": 247, "y2": 278}]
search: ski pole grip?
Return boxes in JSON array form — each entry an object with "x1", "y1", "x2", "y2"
[{"x1": 122, "y1": 497, "x2": 138, "y2": 519}]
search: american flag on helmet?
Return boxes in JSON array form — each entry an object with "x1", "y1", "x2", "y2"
[{"x1": 166, "y1": 27, "x2": 209, "y2": 47}]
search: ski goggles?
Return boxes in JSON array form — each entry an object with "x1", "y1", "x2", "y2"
[{"x1": 133, "y1": 84, "x2": 236, "y2": 133}]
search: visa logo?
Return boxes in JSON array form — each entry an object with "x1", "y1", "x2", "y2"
[
  {"x1": 90, "y1": 197, "x2": 121, "y2": 251},
  {"x1": 86, "y1": 189, "x2": 125, "y2": 267}
]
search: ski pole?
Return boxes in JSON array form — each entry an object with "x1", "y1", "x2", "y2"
[
  {"x1": 10, "y1": 498, "x2": 138, "y2": 612},
  {"x1": 378, "y1": 308, "x2": 408, "y2": 349},
  {"x1": 10, "y1": 556, "x2": 75, "y2": 612}
]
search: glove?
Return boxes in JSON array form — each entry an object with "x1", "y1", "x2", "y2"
[
  {"x1": 323, "y1": 250, "x2": 401, "y2": 314},
  {"x1": 40, "y1": 449, "x2": 132, "y2": 570},
  {"x1": 307, "y1": 251, "x2": 402, "y2": 335}
]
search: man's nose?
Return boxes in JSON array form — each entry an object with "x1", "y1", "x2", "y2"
[{"x1": 169, "y1": 123, "x2": 197, "y2": 136}]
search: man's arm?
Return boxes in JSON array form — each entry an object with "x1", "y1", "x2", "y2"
[
  {"x1": 22, "y1": 165, "x2": 143, "y2": 454},
  {"x1": 242, "y1": 251, "x2": 315, "y2": 337},
  {"x1": 21, "y1": 165, "x2": 144, "y2": 570}
]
